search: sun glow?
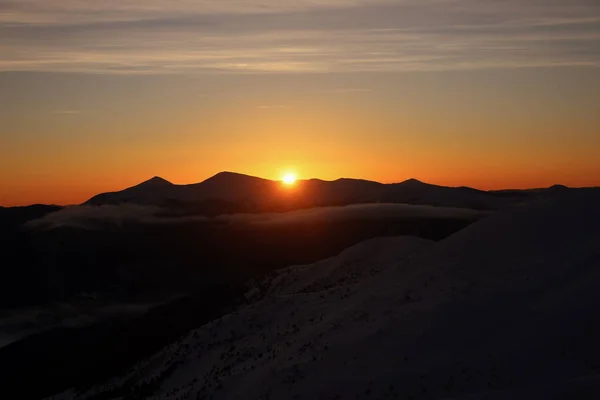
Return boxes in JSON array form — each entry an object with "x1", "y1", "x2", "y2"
[{"x1": 282, "y1": 173, "x2": 297, "y2": 185}]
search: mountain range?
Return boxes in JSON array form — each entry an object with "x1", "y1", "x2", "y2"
[{"x1": 85, "y1": 171, "x2": 566, "y2": 211}]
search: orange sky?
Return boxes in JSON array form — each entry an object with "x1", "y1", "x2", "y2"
[
  {"x1": 2, "y1": 0, "x2": 600, "y2": 206},
  {"x1": 2, "y1": 72, "x2": 600, "y2": 206},
  {"x1": 2, "y1": 114, "x2": 599, "y2": 206}
]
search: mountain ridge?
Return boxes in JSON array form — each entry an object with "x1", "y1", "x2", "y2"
[{"x1": 85, "y1": 171, "x2": 563, "y2": 210}]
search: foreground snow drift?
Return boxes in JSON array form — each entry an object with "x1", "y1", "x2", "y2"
[{"x1": 48, "y1": 190, "x2": 600, "y2": 400}]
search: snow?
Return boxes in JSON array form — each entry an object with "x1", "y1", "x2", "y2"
[
  {"x1": 263, "y1": 236, "x2": 433, "y2": 296},
  {"x1": 46, "y1": 190, "x2": 600, "y2": 400}
]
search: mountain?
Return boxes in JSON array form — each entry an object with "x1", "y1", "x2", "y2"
[
  {"x1": 49, "y1": 188, "x2": 600, "y2": 400},
  {"x1": 384, "y1": 178, "x2": 507, "y2": 209},
  {"x1": 186, "y1": 171, "x2": 275, "y2": 200},
  {"x1": 0, "y1": 204, "x2": 63, "y2": 228},
  {"x1": 86, "y1": 176, "x2": 177, "y2": 205},
  {"x1": 0, "y1": 203, "x2": 483, "y2": 399},
  {"x1": 85, "y1": 172, "x2": 541, "y2": 210}
]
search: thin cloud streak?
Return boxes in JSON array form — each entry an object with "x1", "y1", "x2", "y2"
[
  {"x1": 0, "y1": 0, "x2": 598, "y2": 74},
  {"x1": 52, "y1": 110, "x2": 81, "y2": 115},
  {"x1": 0, "y1": 0, "x2": 387, "y2": 24}
]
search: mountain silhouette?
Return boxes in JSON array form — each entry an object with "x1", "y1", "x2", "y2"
[
  {"x1": 139, "y1": 176, "x2": 173, "y2": 187},
  {"x1": 184, "y1": 171, "x2": 278, "y2": 203},
  {"x1": 85, "y1": 172, "x2": 563, "y2": 210}
]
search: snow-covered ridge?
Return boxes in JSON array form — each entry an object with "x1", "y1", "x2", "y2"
[
  {"x1": 261, "y1": 236, "x2": 433, "y2": 297},
  {"x1": 48, "y1": 190, "x2": 600, "y2": 400}
]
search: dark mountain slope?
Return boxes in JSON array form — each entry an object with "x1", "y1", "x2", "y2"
[{"x1": 46, "y1": 189, "x2": 600, "y2": 400}]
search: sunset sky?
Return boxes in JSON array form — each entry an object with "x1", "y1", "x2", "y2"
[{"x1": 1, "y1": 0, "x2": 600, "y2": 206}]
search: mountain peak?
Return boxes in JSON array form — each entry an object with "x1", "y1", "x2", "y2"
[
  {"x1": 204, "y1": 171, "x2": 267, "y2": 183},
  {"x1": 400, "y1": 178, "x2": 426, "y2": 185},
  {"x1": 139, "y1": 176, "x2": 173, "y2": 186},
  {"x1": 212, "y1": 171, "x2": 244, "y2": 178},
  {"x1": 549, "y1": 184, "x2": 569, "y2": 190}
]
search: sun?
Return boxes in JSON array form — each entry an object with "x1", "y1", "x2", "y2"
[{"x1": 282, "y1": 173, "x2": 297, "y2": 185}]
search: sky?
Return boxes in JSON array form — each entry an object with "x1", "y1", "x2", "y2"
[{"x1": 1, "y1": 0, "x2": 599, "y2": 205}]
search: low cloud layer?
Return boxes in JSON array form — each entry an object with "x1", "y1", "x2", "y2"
[
  {"x1": 1, "y1": 0, "x2": 598, "y2": 73},
  {"x1": 27, "y1": 203, "x2": 486, "y2": 231}
]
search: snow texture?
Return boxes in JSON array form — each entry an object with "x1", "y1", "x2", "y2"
[{"x1": 47, "y1": 190, "x2": 600, "y2": 400}]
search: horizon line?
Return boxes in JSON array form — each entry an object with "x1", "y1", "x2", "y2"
[{"x1": 2, "y1": 170, "x2": 592, "y2": 208}]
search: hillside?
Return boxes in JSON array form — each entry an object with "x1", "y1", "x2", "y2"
[{"x1": 47, "y1": 189, "x2": 600, "y2": 400}]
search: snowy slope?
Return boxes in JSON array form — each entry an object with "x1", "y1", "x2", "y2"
[
  {"x1": 48, "y1": 190, "x2": 600, "y2": 400},
  {"x1": 262, "y1": 236, "x2": 433, "y2": 296}
]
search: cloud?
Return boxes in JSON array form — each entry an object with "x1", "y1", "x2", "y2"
[
  {"x1": 52, "y1": 110, "x2": 81, "y2": 115},
  {"x1": 26, "y1": 203, "x2": 486, "y2": 231},
  {"x1": 231, "y1": 203, "x2": 487, "y2": 226},
  {"x1": 0, "y1": 0, "x2": 379, "y2": 24},
  {"x1": 1, "y1": 0, "x2": 598, "y2": 73},
  {"x1": 25, "y1": 204, "x2": 164, "y2": 230}
]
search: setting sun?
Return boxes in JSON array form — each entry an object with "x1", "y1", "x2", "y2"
[{"x1": 282, "y1": 173, "x2": 297, "y2": 185}]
